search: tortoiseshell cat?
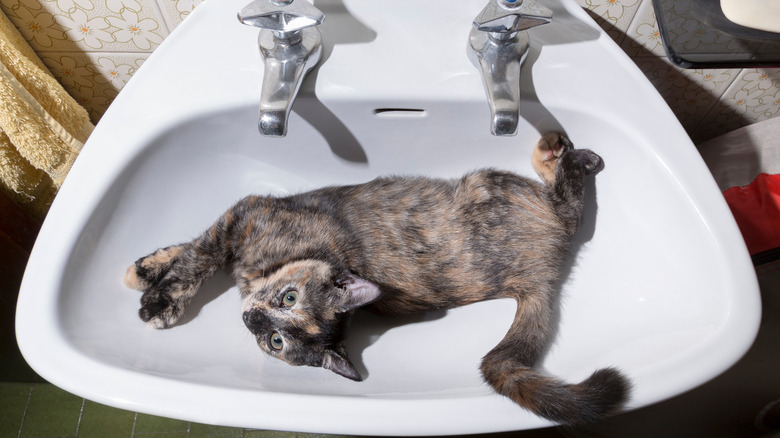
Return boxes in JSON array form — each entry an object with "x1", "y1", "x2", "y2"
[{"x1": 124, "y1": 133, "x2": 629, "y2": 425}]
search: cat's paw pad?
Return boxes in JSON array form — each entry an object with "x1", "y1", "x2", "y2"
[
  {"x1": 537, "y1": 133, "x2": 573, "y2": 162},
  {"x1": 124, "y1": 245, "x2": 185, "y2": 290},
  {"x1": 533, "y1": 133, "x2": 574, "y2": 184}
]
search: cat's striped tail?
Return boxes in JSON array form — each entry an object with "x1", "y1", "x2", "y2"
[{"x1": 481, "y1": 360, "x2": 630, "y2": 425}]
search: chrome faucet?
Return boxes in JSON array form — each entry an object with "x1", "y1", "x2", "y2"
[
  {"x1": 238, "y1": 0, "x2": 324, "y2": 137},
  {"x1": 468, "y1": 0, "x2": 552, "y2": 136}
]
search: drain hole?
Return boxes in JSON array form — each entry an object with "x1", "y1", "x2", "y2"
[{"x1": 373, "y1": 108, "x2": 427, "y2": 118}]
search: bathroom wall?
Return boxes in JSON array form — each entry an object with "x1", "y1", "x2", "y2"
[
  {"x1": 1, "y1": 0, "x2": 778, "y2": 142},
  {"x1": 579, "y1": 0, "x2": 780, "y2": 142},
  {"x1": 0, "y1": 0, "x2": 203, "y2": 120}
]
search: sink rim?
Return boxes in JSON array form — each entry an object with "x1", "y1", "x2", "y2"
[
  {"x1": 16, "y1": 0, "x2": 761, "y2": 435},
  {"x1": 19, "y1": 99, "x2": 761, "y2": 434}
]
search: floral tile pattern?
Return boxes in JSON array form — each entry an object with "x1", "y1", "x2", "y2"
[
  {"x1": 155, "y1": 0, "x2": 204, "y2": 31},
  {"x1": 692, "y1": 68, "x2": 780, "y2": 141},
  {"x1": 634, "y1": 56, "x2": 744, "y2": 138},
  {"x1": 2, "y1": 0, "x2": 779, "y2": 137},
  {"x1": 39, "y1": 52, "x2": 148, "y2": 121},
  {"x1": 575, "y1": 0, "x2": 642, "y2": 42},
  {"x1": 603, "y1": 0, "x2": 780, "y2": 142},
  {"x1": 1, "y1": 0, "x2": 169, "y2": 52},
  {"x1": 622, "y1": 0, "x2": 664, "y2": 57}
]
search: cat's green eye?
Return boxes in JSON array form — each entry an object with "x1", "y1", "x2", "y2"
[
  {"x1": 270, "y1": 332, "x2": 283, "y2": 350},
  {"x1": 282, "y1": 290, "x2": 298, "y2": 307}
]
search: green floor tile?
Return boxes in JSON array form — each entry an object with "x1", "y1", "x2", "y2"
[
  {"x1": 243, "y1": 431, "x2": 299, "y2": 438},
  {"x1": 77, "y1": 400, "x2": 135, "y2": 438},
  {"x1": 134, "y1": 433, "x2": 188, "y2": 438},
  {"x1": 243, "y1": 431, "x2": 349, "y2": 438},
  {"x1": 0, "y1": 383, "x2": 31, "y2": 438},
  {"x1": 20, "y1": 384, "x2": 82, "y2": 438},
  {"x1": 189, "y1": 422, "x2": 243, "y2": 438},
  {"x1": 132, "y1": 413, "x2": 189, "y2": 434}
]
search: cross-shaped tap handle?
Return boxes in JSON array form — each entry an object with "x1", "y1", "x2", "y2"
[
  {"x1": 473, "y1": 0, "x2": 552, "y2": 35},
  {"x1": 238, "y1": 0, "x2": 324, "y2": 34}
]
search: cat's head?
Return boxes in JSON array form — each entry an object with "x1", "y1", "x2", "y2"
[{"x1": 241, "y1": 259, "x2": 381, "y2": 381}]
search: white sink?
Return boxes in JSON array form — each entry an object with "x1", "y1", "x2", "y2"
[{"x1": 16, "y1": 0, "x2": 760, "y2": 435}]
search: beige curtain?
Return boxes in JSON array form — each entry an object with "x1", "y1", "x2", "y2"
[{"x1": 0, "y1": 10, "x2": 93, "y2": 222}]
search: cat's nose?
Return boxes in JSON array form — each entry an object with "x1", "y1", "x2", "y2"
[
  {"x1": 242, "y1": 309, "x2": 269, "y2": 333},
  {"x1": 243, "y1": 310, "x2": 261, "y2": 329},
  {"x1": 243, "y1": 311, "x2": 254, "y2": 326}
]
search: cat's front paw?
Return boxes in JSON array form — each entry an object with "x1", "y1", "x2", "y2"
[
  {"x1": 532, "y1": 133, "x2": 574, "y2": 184},
  {"x1": 125, "y1": 245, "x2": 193, "y2": 329},
  {"x1": 124, "y1": 245, "x2": 185, "y2": 290},
  {"x1": 139, "y1": 290, "x2": 187, "y2": 329}
]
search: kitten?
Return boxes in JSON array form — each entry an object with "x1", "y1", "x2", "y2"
[{"x1": 124, "y1": 133, "x2": 629, "y2": 425}]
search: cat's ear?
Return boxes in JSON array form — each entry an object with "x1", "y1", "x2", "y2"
[
  {"x1": 322, "y1": 348, "x2": 362, "y2": 381},
  {"x1": 336, "y1": 274, "x2": 381, "y2": 310}
]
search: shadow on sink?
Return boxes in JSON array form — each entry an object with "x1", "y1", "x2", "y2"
[{"x1": 281, "y1": 0, "x2": 377, "y2": 162}]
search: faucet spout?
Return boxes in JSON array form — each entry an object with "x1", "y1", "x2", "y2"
[
  {"x1": 469, "y1": 30, "x2": 528, "y2": 136},
  {"x1": 257, "y1": 28, "x2": 322, "y2": 137},
  {"x1": 239, "y1": 0, "x2": 324, "y2": 137},
  {"x1": 468, "y1": 0, "x2": 552, "y2": 136}
]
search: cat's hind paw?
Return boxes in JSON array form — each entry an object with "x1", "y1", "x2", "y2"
[
  {"x1": 564, "y1": 149, "x2": 605, "y2": 177},
  {"x1": 532, "y1": 133, "x2": 574, "y2": 184}
]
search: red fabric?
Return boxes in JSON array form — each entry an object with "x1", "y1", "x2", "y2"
[{"x1": 723, "y1": 173, "x2": 780, "y2": 255}]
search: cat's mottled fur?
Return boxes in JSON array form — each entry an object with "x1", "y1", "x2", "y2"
[{"x1": 124, "y1": 133, "x2": 629, "y2": 425}]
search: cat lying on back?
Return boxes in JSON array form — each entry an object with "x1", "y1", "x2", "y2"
[{"x1": 124, "y1": 133, "x2": 629, "y2": 425}]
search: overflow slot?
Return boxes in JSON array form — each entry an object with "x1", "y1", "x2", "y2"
[{"x1": 373, "y1": 108, "x2": 427, "y2": 119}]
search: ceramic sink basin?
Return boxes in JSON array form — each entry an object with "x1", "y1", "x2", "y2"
[{"x1": 16, "y1": 0, "x2": 760, "y2": 435}]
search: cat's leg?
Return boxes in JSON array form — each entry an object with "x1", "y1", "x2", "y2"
[
  {"x1": 124, "y1": 198, "x2": 253, "y2": 328},
  {"x1": 124, "y1": 242, "x2": 217, "y2": 328},
  {"x1": 531, "y1": 132, "x2": 574, "y2": 185},
  {"x1": 548, "y1": 147, "x2": 604, "y2": 234},
  {"x1": 532, "y1": 132, "x2": 604, "y2": 234}
]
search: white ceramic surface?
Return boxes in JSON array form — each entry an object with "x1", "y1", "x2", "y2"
[{"x1": 16, "y1": 0, "x2": 761, "y2": 435}]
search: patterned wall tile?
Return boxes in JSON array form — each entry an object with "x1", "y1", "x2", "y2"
[
  {"x1": 576, "y1": 0, "x2": 642, "y2": 42},
  {"x1": 153, "y1": 0, "x2": 204, "y2": 32},
  {"x1": 635, "y1": 58, "x2": 708, "y2": 131},
  {"x1": 693, "y1": 68, "x2": 780, "y2": 141},
  {"x1": 1, "y1": 0, "x2": 170, "y2": 52},
  {"x1": 612, "y1": 0, "x2": 780, "y2": 143},
  {"x1": 633, "y1": 55, "x2": 744, "y2": 141},
  {"x1": 622, "y1": 0, "x2": 664, "y2": 57},
  {"x1": 39, "y1": 52, "x2": 148, "y2": 122}
]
